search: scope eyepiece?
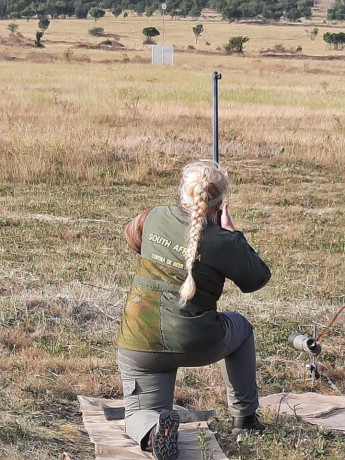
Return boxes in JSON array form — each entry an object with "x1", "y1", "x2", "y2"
[{"x1": 288, "y1": 332, "x2": 322, "y2": 356}]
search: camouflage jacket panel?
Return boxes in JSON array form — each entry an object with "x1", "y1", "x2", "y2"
[
  {"x1": 117, "y1": 205, "x2": 271, "y2": 352},
  {"x1": 117, "y1": 206, "x2": 226, "y2": 352}
]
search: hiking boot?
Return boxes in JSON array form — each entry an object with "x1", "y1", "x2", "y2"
[
  {"x1": 232, "y1": 413, "x2": 266, "y2": 436},
  {"x1": 150, "y1": 409, "x2": 180, "y2": 460}
]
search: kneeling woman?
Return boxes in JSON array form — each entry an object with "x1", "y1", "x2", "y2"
[{"x1": 117, "y1": 161, "x2": 271, "y2": 460}]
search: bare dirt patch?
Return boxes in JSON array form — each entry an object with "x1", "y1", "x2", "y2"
[
  {"x1": 74, "y1": 39, "x2": 125, "y2": 50},
  {"x1": 0, "y1": 32, "x2": 34, "y2": 48}
]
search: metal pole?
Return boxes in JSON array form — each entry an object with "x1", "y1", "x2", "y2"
[
  {"x1": 311, "y1": 324, "x2": 317, "y2": 388},
  {"x1": 162, "y1": 10, "x2": 165, "y2": 45},
  {"x1": 212, "y1": 71, "x2": 222, "y2": 165},
  {"x1": 161, "y1": 3, "x2": 166, "y2": 64}
]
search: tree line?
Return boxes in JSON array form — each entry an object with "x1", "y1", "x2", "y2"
[
  {"x1": 327, "y1": 0, "x2": 345, "y2": 22},
  {"x1": 0, "y1": 0, "x2": 318, "y2": 22}
]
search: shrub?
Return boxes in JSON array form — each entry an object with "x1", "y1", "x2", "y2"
[
  {"x1": 225, "y1": 36, "x2": 249, "y2": 54},
  {"x1": 274, "y1": 44, "x2": 287, "y2": 52},
  {"x1": 143, "y1": 36, "x2": 156, "y2": 44},
  {"x1": 100, "y1": 39, "x2": 112, "y2": 45},
  {"x1": 63, "y1": 48, "x2": 74, "y2": 61},
  {"x1": 8, "y1": 22, "x2": 19, "y2": 34},
  {"x1": 89, "y1": 27, "x2": 105, "y2": 36}
]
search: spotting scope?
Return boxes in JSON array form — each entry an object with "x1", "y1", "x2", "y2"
[{"x1": 288, "y1": 332, "x2": 322, "y2": 357}]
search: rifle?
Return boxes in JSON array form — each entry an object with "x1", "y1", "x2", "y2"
[
  {"x1": 212, "y1": 71, "x2": 222, "y2": 165},
  {"x1": 212, "y1": 71, "x2": 222, "y2": 225}
]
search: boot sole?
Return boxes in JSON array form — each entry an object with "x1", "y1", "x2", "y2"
[{"x1": 153, "y1": 409, "x2": 180, "y2": 460}]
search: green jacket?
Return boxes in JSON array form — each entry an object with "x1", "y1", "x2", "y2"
[{"x1": 117, "y1": 205, "x2": 271, "y2": 353}]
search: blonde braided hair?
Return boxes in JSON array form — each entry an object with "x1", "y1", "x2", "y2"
[{"x1": 179, "y1": 161, "x2": 229, "y2": 306}]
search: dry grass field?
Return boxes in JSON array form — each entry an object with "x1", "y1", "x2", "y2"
[{"x1": 0, "y1": 13, "x2": 344, "y2": 460}]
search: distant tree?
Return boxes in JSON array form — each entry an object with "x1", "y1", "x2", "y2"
[
  {"x1": 323, "y1": 32, "x2": 332, "y2": 49},
  {"x1": 143, "y1": 26, "x2": 160, "y2": 37},
  {"x1": 74, "y1": 2, "x2": 88, "y2": 18},
  {"x1": 145, "y1": 5, "x2": 156, "y2": 17},
  {"x1": 35, "y1": 30, "x2": 44, "y2": 47},
  {"x1": 21, "y1": 6, "x2": 35, "y2": 21},
  {"x1": 8, "y1": 22, "x2": 19, "y2": 33},
  {"x1": 63, "y1": 0, "x2": 75, "y2": 18},
  {"x1": 10, "y1": 11, "x2": 21, "y2": 19},
  {"x1": 55, "y1": 0, "x2": 68, "y2": 17},
  {"x1": 239, "y1": 1, "x2": 260, "y2": 18},
  {"x1": 189, "y1": 6, "x2": 201, "y2": 17},
  {"x1": 142, "y1": 26, "x2": 160, "y2": 43},
  {"x1": 0, "y1": 2, "x2": 6, "y2": 19},
  {"x1": 208, "y1": 0, "x2": 312, "y2": 22},
  {"x1": 89, "y1": 7, "x2": 105, "y2": 21},
  {"x1": 179, "y1": 0, "x2": 193, "y2": 16},
  {"x1": 262, "y1": 3, "x2": 282, "y2": 20},
  {"x1": 192, "y1": 23, "x2": 203, "y2": 43},
  {"x1": 222, "y1": 2, "x2": 242, "y2": 22},
  {"x1": 323, "y1": 31, "x2": 345, "y2": 50},
  {"x1": 327, "y1": 1, "x2": 345, "y2": 21},
  {"x1": 38, "y1": 16, "x2": 50, "y2": 30},
  {"x1": 285, "y1": 7, "x2": 300, "y2": 21},
  {"x1": 299, "y1": 3, "x2": 312, "y2": 19},
  {"x1": 335, "y1": 32, "x2": 345, "y2": 49},
  {"x1": 112, "y1": 7, "x2": 122, "y2": 18},
  {"x1": 135, "y1": 1, "x2": 146, "y2": 14},
  {"x1": 36, "y1": 2, "x2": 48, "y2": 18},
  {"x1": 225, "y1": 35, "x2": 249, "y2": 54}
]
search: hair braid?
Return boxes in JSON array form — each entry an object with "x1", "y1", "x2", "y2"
[
  {"x1": 179, "y1": 161, "x2": 229, "y2": 307},
  {"x1": 179, "y1": 178, "x2": 209, "y2": 306}
]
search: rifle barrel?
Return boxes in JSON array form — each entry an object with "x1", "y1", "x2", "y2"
[{"x1": 212, "y1": 71, "x2": 222, "y2": 165}]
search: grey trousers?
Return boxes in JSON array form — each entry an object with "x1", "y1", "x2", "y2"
[{"x1": 117, "y1": 311, "x2": 258, "y2": 448}]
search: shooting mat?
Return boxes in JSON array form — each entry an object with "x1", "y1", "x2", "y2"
[
  {"x1": 260, "y1": 392, "x2": 345, "y2": 431},
  {"x1": 78, "y1": 396, "x2": 228, "y2": 460}
]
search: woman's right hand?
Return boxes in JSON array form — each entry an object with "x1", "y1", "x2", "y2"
[{"x1": 221, "y1": 203, "x2": 235, "y2": 232}]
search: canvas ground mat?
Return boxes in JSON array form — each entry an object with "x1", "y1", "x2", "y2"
[
  {"x1": 260, "y1": 392, "x2": 345, "y2": 431},
  {"x1": 78, "y1": 396, "x2": 229, "y2": 460}
]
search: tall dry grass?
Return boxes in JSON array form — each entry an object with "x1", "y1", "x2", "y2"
[{"x1": 1, "y1": 53, "x2": 345, "y2": 185}]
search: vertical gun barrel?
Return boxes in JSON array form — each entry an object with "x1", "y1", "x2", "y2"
[{"x1": 212, "y1": 71, "x2": 222, "y2": 165}]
